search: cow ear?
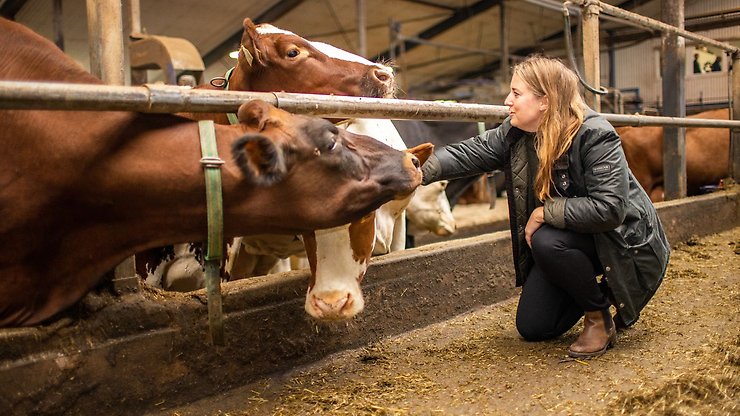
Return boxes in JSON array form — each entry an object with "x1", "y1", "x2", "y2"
[
  {"x1": 406, "y1": 143, "x2": 434, "y2": 165},
  {"x1": 241, "y1": 18, "x2": 266, "y2": 66},
  {"x1": 231, "y1": 133, "x2": 287, "y2": 186},
  {"x1": 237, "y1": 100, "x2": 274, "y2": 131}
]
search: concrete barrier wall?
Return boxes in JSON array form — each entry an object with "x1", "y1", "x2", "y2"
[{"x1": 0, "y1": 190, "x2": 737, "y2": 415}]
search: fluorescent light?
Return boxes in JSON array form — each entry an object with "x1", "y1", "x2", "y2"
[{"x1": 229, "y1": 50, "x2": 239, "y2": 59}]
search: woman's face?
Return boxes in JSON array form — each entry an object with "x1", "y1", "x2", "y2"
[{"x1": 504, "y1": 73, "x2": 547, "y2": 132}]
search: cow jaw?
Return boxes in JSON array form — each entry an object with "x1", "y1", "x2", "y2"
[{"x1": 304, "y1": 219, "x2": 374, "y2": 321}]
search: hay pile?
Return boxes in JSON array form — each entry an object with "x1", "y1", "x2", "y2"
[{"x1": 607, "y1": 335, "x2": 739, "y2": 415}]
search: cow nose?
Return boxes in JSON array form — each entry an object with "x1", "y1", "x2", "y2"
[
  {"x1": 373, "y1": 67, "x2": 392, "y2": 83},
  {"x1": 310, "y1": 291, "x2": 354, "y2": 319},
  {"x1": 410, "y1": 154, "x2": 421, "y2": 169}
]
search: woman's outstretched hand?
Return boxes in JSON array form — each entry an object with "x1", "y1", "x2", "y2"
[{"x1": 525, "y1": 206, "x2": 545, "y2": 248}]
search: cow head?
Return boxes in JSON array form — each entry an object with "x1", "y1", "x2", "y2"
[
  {"x1": 231, "y1": 18, "x2": 396, "y2": 98},
  {"x1": 300, "y1": 143, "x2": 433, "y2": 321},
  {"x1": 406, "y1": 180, "x2": 456, "y2": 236},
  {"x1": 230, "y1": 100, "x2": 424, "y2": 232}
]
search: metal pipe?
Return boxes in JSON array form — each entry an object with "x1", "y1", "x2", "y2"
[
  {"x1": 53, "y1": 0, "x2": 64, "y2": 51},
  {"x1": 499, "y1": 1, "x2": 509, "y2": 83},
  {"x1": 732, "y1": 52, "x2": 740, "y2": 181},
  {"x1": 356, "y1": 0, "x2": 367, "y2": 57},
  {"x1": 398, "y1": 34, "x2": 501, "y2": 56},
  {"x1": 581, "y1": 0, "x2": 601, "y2": 110},
  {"x1": 86, "y1": 0, "x2": 125, "y2": 85},
  {"x1": 1, "y1": 81, "x2": 739, "y2": 128},
  {"x1": 127, "y1": 0, "x2": 141, "y2": 35},
  {"x1": 661, "y1": 0, "x2": 687, "y2": 200},
  {"x1": 569, "y1": 0, "x2": 740, "y2": 54}
]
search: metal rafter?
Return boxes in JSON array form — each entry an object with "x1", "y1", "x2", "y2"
[
  {"x1": 371, "y1": 0, "x2": 504, "y2": 62},
  {"x1": 0, "y1": 0, "x2": 28, "y2": 19},
  {"x1": 423, "y1": 0, "x2": 679, "y2": 93},
  {"x1": 400, "y1": 0, "x2": 457, "y2": 12},
  {"x1": 202, "y1": 0, "x2": 305, "y2": 67}
]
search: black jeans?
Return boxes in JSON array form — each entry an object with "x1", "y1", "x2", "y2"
[{"x1": 515, "y1": 224, "x2": 610, "y2": 342}]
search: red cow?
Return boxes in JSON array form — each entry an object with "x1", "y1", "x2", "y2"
[
  {"x1": 186, "y1": 18, "x2": 395, "y2": 125},
  {"x1": 618, "y1": 108, "x2": 729, "y2": 202},
  {"x1": 0, "y1": 18, "x2": 425, "y2": 327}
]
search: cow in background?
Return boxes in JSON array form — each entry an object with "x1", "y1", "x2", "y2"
[
  {"x1": 618, "y1": 108, "x2": 729, "y2": 202},
  {"x1": 392, "y1": 119, "x2": 505, "y2": 208}
]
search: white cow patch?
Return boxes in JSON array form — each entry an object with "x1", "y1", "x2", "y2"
[{"x1": 305, "y1": 225, "x2": 367, "y2": 320}]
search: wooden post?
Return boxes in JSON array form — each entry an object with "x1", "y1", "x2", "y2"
[
  {"x1": 731, "y1": 51, "x2": 740, "y2": 183},
  {"x1": 660, "y1": 0, "x2": 687, "y2": 200},
  {"x1": 87, "y1": 0, "x2": 138, "y2": 291},
  {"x1": 581, "y1": 1, "x2": 601, "y2": 111}
]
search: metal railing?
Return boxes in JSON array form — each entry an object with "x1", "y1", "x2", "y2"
[{"x1": 1, "y1": 81, "x2": 739, "y2": 129}]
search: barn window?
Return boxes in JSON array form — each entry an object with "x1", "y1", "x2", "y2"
[{"x1": 689, "y1": 45, "x2": 724, "y2": 75}]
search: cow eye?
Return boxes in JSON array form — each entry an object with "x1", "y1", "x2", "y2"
[
  {"x1": 327, "y1": 138, "x2": 337, "y2": 152},
  {"x1": 287, "y1": 48, "x2": 300, "y2": 58},
  {"x1": 324, "y1": 126, "x2": 339, "y2": 152}
]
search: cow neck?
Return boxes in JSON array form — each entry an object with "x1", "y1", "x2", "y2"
[
  {"x1": 223, "y1": 68, "x2": 240, "y2": 125},
  {"x1": 209, "y1": 67, "x2": 240, "y2": 125},
  {"x1": 197, "y1": 119, "x2": 225, "y2": 345}
]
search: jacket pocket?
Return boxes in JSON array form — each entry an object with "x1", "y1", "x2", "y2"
[{"x1": 629, "y1": 231, "x2": 665, "y2": 293}]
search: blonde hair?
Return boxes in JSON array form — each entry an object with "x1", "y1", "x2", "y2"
[{"x1": 512, "y1": 56, "x2": 585, "y2": 201}]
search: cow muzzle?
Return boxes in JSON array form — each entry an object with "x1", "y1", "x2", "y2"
[{"x1": 305, "y1": 287, "x2": 365, "y2": 321}]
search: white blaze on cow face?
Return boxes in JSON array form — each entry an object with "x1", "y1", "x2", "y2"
[{"x1": 304, "y1": 216, "x2": 375, "y2": 321}]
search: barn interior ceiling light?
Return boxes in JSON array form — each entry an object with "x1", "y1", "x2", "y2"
[{"x1": 229, "y1": 50, "x2": 239, "y2": 59}]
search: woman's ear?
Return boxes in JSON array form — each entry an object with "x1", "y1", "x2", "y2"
[{"x1": 539, "y1": 96, "x2": 549, "y2": 112}]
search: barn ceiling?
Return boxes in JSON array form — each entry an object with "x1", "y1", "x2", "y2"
[{"x1": 4, "y1": 0, "x2": 737, "y2": 103}]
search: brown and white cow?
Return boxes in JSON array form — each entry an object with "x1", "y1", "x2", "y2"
[
  {"x1": 618, "y1": 108, "x2": 729, "y2": 202},
  {"x1": 0, "y1": 18, "x2": 424, "y2": 327},
  {"x1": 186, "y1": 18, "x2": 396, "y2": 125},
  {"x1": 149, "y1": 20, "x2": 446, "y2": 321},
  {"x1": 140, "y1": 17, "x2": 398, "y2": 288}
]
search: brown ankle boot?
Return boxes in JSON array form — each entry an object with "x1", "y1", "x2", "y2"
[{"x1": 567, "y1": 309, "x2": 617, "y2": 359}]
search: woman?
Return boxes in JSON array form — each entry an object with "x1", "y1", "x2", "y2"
[{"x1": 421, "y1": 55, "x2": 669, "y2": 358}]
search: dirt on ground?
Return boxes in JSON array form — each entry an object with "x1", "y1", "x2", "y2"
[{"x1": 160, "y1": 226, "x2": 739, "y2": 416}]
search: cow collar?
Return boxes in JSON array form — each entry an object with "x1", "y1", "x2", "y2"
[{"x1": 198, "y1": 119, "x2": 226, "y2": 345}]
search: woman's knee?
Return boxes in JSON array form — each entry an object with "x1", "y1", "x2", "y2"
[
  {"x1": 516, "y1": 308, "x2": 559, "y2": 342},
  {"x1": 515, "y1": 317, "x2": 554, "y2": 342},
  {"x1": 530, "y1": 225, "x2": 562, "y2": 260}
]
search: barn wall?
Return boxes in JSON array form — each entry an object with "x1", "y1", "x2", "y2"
[
  {"x1": 0, "y1": 190, "x2": 738, "y2": 416},
  {"x1": 601, "y1": 0, "x2": 738, "y2": 114}
]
